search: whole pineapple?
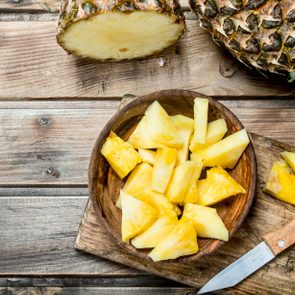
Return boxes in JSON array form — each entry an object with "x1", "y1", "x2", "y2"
[{"x1": 189, "y1": 0, "x2": 295, "y2": 81}]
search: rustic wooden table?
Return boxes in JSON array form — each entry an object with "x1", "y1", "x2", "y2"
[{"x1": 1, "y1": 1, "x2": 295, "y2": 294}]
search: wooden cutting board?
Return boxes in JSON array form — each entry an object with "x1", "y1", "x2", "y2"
[{"x1": 75, "y1": 99, "x2": 295, "y2": 293}]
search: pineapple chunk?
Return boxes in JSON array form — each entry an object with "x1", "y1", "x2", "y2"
[
  {"x1": 138, "y1": 149, "x2": 156, "y2": 165},
  {"x1": 171, "y1": 115, "x2": 194, "y2": 165},
  {"x1": 128, "y1": 117, "x2": 162, "y2": 149},
  {"x1": 148, "y1": 217, "x2": 199, "y2": 261},
  {"x1": 152, "y1": 147, "x2": 177, "y2": 193},
  {"x1": 203, "y1": 129, "x2": 250, "y2": 169},
  {"x1": 198, "y1": 167, "x2": 246, "y2": 206},
  {"x1": 101, "y1": 131, "x2": 141, "y2": 179},
  {"x1": 191, "y1": 98, "x2": 209, "y2": 145},
  {"x1": 263, "y1": 161, "x2": 295, "y2": 205},
  {"x1": 166, "y1": 161, "x2": 196, "y2": 203},
  {"x1": 190, "y1": 119, "x2": 228, "y2": 152},
  {"x1": 281, "y1": 151, "x2": 295, "y2": 173},
  {"x1": 131, "y1": 216, "x2": 177, "y2": 249},
  {"x1": 173, "y1": 204, "x2": 182, "y2": 216},
  {"x1": 121, "y1": 190, "x2": 158, "y2": 242},
  {"x1": 183, "y1": 161, "x2": 203, "y2": 204},
  {"x1": 183, "y1": 204, "x2": 229, "y2": 241},
  {"x1": 145, "y1": 101, "x2": 183, "y2": 148}
]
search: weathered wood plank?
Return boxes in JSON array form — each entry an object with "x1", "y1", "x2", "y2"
[
  {"x1": 0, "y1": 21, "x2": 293, "y2": 100},
  {"x1": 0, "y1": 101, "x2": 294, "y2": 186}
]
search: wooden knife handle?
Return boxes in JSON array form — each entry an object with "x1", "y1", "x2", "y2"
[{"x1": 263, "y1": 219, "x2": 295, "y2": 256}]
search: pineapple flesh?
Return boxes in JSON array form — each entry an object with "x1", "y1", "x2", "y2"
[
  {"x1": 148, "y1": 217, "x2": 199, "y2": 261},
  {"x1": 57, "y1": 1, "x2": 185, "y2": 60},
  {"x1": 183, "y1": 204, "x2": 229, "y2": 241},
  {"x1": 198, "y1": 166, "x2": 246, "y2": 206},
  {"x1": 138, "y1": 149, "x2": 156, "y2": 165},
  {"x1": 101, "y1": 131, "x2": 141, "y2": 179},
  {"x1": 281, "y1": 151, "x2": 295, "y2": 173},
  {"x1": 263, "y1": 161, "x2": 295, "y2": 205}
]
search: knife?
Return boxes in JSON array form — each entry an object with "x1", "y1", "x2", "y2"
[{"x1": 195, "y1": 218, "x2": 295, "y2": 294}]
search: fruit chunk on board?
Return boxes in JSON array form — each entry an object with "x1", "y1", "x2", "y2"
[
  {"x1": 57, "y1": 1, "x2": 185, "y2": 60},
  {"x1": 138, "y1": 149, "x2": 156, "y2": 165},
  {"x1": 281, "y1": 151, "x2": 295, "y2": 173},
  {"x1": 101, "y1": 131, "x2": 141, "y2": 179}
]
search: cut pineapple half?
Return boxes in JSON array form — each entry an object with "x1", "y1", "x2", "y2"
[
  {"x1": 183, "y1": 204, "x2": 228, "y2": 241},
  {"x1": 101, "y1": 131, "x2": 141, "y2": 179},
  {"x1": 148, "y1": 217, "x2": 199, "y2": 261},
  {"x1": 57, "y1": 8, "x2": 185, "y2": 60},
  {"x1": 138, "y1": 149, "x2": 156, "y2": 165},
  {"x1": 131, "y1": 216, "x2": 177, "y2": 249},
  {"x1": 263, "y1": 161, "x2": 295, "y2": 205},
  {"x1": 120, "y1": 190, "x2": 158, "y2": 242},
  {"x1": 281, "y1": 151, "x2": 295, "y2": 173},
  {"x1": 198, "y1": 167, "x2": 245, "y2": 206}
]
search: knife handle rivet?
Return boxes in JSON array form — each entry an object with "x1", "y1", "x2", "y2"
[{"x1": 278, "y1": 240, "x2": 285, "y2": 248}]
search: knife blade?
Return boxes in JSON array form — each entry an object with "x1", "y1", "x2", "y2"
[{"x1": 196, "y1": 219, "x2": 295, "y2": 294}]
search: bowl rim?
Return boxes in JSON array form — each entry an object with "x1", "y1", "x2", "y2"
[{"x1": 88, "y1": 89, "x2": 257, "y2": 262}]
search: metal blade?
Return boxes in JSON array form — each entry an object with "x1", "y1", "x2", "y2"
[{"x1": 197, "y1": 242, "x2": 275, "y2": 294}]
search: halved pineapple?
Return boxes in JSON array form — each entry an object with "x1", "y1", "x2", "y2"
[
  {"x1": 190, "y1": 119, "x2": 227, "y2": 153},
  {"x1": 171, "y1": 115, "x2": 194, "y2": 165},
  {"x1": 131, "y1": 216, "x2": 177, "y2": 249},
  {"x1": 120, "y1": 190, "x2": 158, "y2": 242},
  {"x1": 57, "y1": 2, "x2": 185, "y2": 60},
  {"x1": 203, "y1": 129, "x2": 250, "y2": 169},
  {"x1": 166, "y1": 161, "x2": 196, "y2": 203},
  {"x1": 281, "y1": 151, "x2": 295, "y2": 173},
  {"x1": 148, "y1": 217, "x2": 198, "y2": 262},
  {"x1": 191, "y1": 98, "x2": 209, "y2": 145},
  {"x1": 198, "y1": 167, "x2": 245, "y2": 206},
  {"x1": 101, "y1": 131, "x2": 141, "y2": 179},
  {"x1": 183, "y1": 204, "x2": 228, "y2": 241},
  {"x1": 263, "y1": 161, "x2": 295, "y2": 205},
  {"x1": 152, "y1": 147, "x2": 177, "y2": 193},
  {"x1": 145, "y1": 101, "x2": 183, "y2": 148},
  {"x1": 138, "y1": 149, "x2": 156, "y2": 165}
]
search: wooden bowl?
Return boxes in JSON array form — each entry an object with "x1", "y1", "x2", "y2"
[{"x1": 88, "y1": 90, "x2": 256, "y2": 262}]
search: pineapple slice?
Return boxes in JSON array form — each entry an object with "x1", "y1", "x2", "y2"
[
  {"x1": 171, "y1": 115, "x2": 194, "y2": 165},
  {"x1": 101, "y1": 131, "x2": 141, "y2": 179},
  {"x1": 121, "y1": 190, "x2": 157, "y2": 242},
  {"x1": 203, "y1": 129, "x2": 250, "y2": 169},
  {"x1": 183, "y1": 204, "x2": 229, "y2": 241},
  {"x1": 148, "y1": 217, "x2": 199, "y2": 261},
  {"x1": 281, "y1": 151, "x2": 295, "y2": 173},
  {"x1": 138, "y1": 149, "x2": 156, "y2": 165},
  {"x1": 183, "y1": 161, "x2": 203, "y2": 204},
  {"x1": 152, "y1": 147, "x2": 177, "y2": 193},
  {"x1": 145, "y1": 101, "x2": 183, "y2": 148},
  {"x1": 166, "y1": 161, "x2": 196, "y2": 203},
  {"x1": 190, "y1": 119, "x2": 228, "y2": 152},
  {"x1": 263, "y1": 161, "x2": 295, "y2": 205},
  {"x1": 131, "y1": 216, "x2": 177, "y2": 249},
  {"x1": 198, "y1": 167, "x2": 246, "y2": 206},
  {"x1": 191, "y1": 98, "x2": 209, "y2": 145}
]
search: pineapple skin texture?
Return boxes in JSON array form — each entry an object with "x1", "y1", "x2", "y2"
[
  {"x1": 101, "y1": 131, "x2": 141, "y2": 179},
  {"x1": 263, "y1": 161, "x2": 295, "y2": 205},
  {"x1": 189, "y1": 0, "x2": 295, "y2": 79}
]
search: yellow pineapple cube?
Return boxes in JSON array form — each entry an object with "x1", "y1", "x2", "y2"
[
  {"x1": 281, "y1": 151, "x2": 295, "y2": 173},
  {"x1": 183, "y1": 161, "x2": 203, "y2": 204},
  {"x1": 197, "y1": 167, "x2": 245, "y2": 206},
  {"x1": 191, "y1": 98, "x2": 209, "y2": 145},
  {"x1": 138, "y1": 149, "x2": 156, "y2": 165},
  {"x1": 183, "y1": 204, "x2": 229, "y2": 241},
  {"x1": 171, "y1": 115, "x2": 194, "y2": 165},
  {"x1": 152, "y1": 147, "x2": 177, "y2": 193},
  {"x1": 131, "y1": 216, "x2": 177, "y2": 249},
  {"x1": 263, "y1": 161, "x2": 295, "y2": 205},
  {"x1": 145, "y1": 101, "x2": 183, "y2": 148},
  {"x1": 203, "y1": 129, "x2": 250, "y2": 169},
  {"x1": 120, "y1": 190, "x2": 158, "y2": 242},
  {"x1": 190, "y1": 119, "x2": 228, "y2": 152},
  {"x1": 166, "y1": 161, "x2": 196, "y2": 203},
  {"x1": 101, "y1": 131, "x2": 141, "y2": 179},
  {"x1": 148, "y1": 217, "x2": 199, "y2": 261}
]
